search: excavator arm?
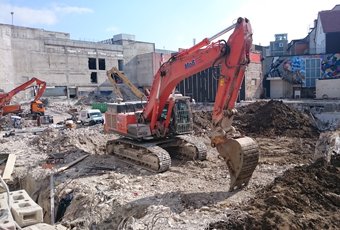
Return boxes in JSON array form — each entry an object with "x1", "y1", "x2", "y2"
[
  {"x1": 106, "y1": 67, "x2": 147, "y2": 101},
  {"x1": 142, "y1": 17, "x2": 258, "y2": 190},
  {"x1": 144, "y1": 17, "x2": 252, "y2": 133}
]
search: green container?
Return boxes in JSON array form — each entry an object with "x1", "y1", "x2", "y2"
[{"x1": 91, "y1": 103, "x2": 107, "y2": 113}]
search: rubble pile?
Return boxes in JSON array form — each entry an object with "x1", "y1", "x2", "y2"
[
  {"x1": 75, "y1": 92, "x2": 117, "y2": 105},
  {"x1": 0, "y1": 115, "x2": 12, "y2": 130},
  {"x1": 30, "y1": 126, "x2": 109, "y2": 154},
  {"x1": 208, "y1": 157, "x2": 340, "y2": 229},
  {"x1": 75, "y1": 86, "x2": 141, "y2": 105}
]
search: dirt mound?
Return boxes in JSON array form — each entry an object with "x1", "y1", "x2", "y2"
[
  {"x1": 193, "y1": 100, "x2": 319, "y2": 138},
  {"x1": 235, "y1": 100, "x2": 319, "y2": 137},
  {"x1": 193, "y1": 111, "x2": 213, "y2": 135},
  {"x1": 208, "y1": 157, "x2": 340, "y2": 229}
]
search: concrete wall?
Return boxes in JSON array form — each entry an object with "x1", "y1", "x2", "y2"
[
  {"x1": 316, "y1": 78, "x2": 340, "y2": 99},
  {"x1": 120, "y1": 41, "x2": 155, "y2": 85},
  {"x1": 120, "y1": 51, "x2": 172, "y2": 88},
  {"x1": 315, "y1": 17, "x2": 326, "y2": 54},
  {"x1": 0, "y1": 23, "x2": 124, "y2": 97},
  {"x1": 269, "y1": 77, "x2": 293, "y2": 98},
  {"x1": 245, "y1": 62, "x2": 263, "y2": 100},
  {"x1": 0, "y1": 25, "x2": 15, "y2": 92}
]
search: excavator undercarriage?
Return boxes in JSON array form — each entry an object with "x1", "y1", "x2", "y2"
[{"x1": 106, "y1": 134, "x2": 207, "y2": 173}]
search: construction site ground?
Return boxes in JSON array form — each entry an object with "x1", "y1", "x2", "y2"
[{"x1": 0, "y1": 98, "x2": 339, "y2": 229}]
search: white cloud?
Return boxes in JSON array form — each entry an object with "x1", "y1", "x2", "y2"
[
  {"x1": 54, "y1": 5, "x2": 93, "y2": 14},
  {"x1": 0, "y1": 3, "x2": 57, "y2": 26},
  {"x1": 0, "y1": 2, "x2": 93, "y2": 27}
]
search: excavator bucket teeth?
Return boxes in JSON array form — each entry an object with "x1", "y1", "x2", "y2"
[{"x1": 216, "y1": 136, "x2": 259, "y2": 191}]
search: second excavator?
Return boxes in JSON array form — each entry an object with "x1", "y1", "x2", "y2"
[{"x1": 105, "y1": 17, "x2": 259, "y2": 191}]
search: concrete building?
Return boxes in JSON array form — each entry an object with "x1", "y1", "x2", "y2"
[
  {"x1": 264, "y1": 5, "x2": 340, "y2": 99},
  {"x1": 314, "y1": 5, "x2": 340, "y2": 54},
  {"x1": 269, "y1": 34, "x2": 288, "y2": 56},
  {"x1": 0, "y1": 24, "x2": 156, "y2": 98}
]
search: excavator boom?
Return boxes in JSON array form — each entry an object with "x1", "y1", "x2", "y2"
[{"x1": 106, "y1": 67, "x2": 146, "y2": 101}]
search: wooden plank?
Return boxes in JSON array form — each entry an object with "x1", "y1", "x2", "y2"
[
  {"x1": 55, "y1": 154, "x2": 89, "y2": 174},
  {"x1": 3, "y1": 154, "x2": 16, "y2": 180}
]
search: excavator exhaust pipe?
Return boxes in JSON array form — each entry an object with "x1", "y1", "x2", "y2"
[{"x1": 216, "y1": 136, "x2": 259, "y2": 191}]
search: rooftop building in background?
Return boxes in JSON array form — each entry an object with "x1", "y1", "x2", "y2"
[{"x1": 269, "y1": 33, "x2": 288, "y2": 56}]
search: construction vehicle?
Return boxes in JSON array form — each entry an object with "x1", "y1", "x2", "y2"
[
  {"x1": 0, "y1": 77, "x2": 46, "y2": 116},
  {"x1": 106, "y1": 67, "x2": 147, "y2": 101},
  {"x1": 105, "y1": 17, "x2": 259, "y2": 191}
]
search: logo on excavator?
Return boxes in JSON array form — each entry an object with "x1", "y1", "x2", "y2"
[{"x1": 185, "y1": 60, "x2": 196, "y2": 69}]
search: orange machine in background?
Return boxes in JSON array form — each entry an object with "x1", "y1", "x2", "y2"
[{"x1": 0, "y1": 77, "x2": 47, "y2": 116}]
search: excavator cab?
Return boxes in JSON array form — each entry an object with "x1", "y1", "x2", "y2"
[
  {"x1": 31, "y1": 100, "x2": 45, "y2": 115},
  {"x1": 171, "y1": 97, "x2": 193, "y2": 134}
]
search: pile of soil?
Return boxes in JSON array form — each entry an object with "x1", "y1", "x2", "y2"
[
  {"x1": 235, "y1": 100, "x2": 319, "y2": 138},
  {"x1": 192, "y1": 100, "x2": 319, "y2": 138},
  {"x1": 193, "y1": 111, "x2": 213, "y2": 135},
  {"x1": 208, "y1": 156, "x2": 340, "y2": 229}
]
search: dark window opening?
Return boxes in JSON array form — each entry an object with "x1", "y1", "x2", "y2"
[
  {"x1": 99, "y1": 58, "x2": 106, "y2": 70},
  {"x1": 88, "y1": 58, "x2": 96, "y2": 70},
  {"x1": 118, "y1": 59, "x2": 124, "y2": 71},
  {"x1": 91, "y1": 72, "x2": 98, "y2": 83}
]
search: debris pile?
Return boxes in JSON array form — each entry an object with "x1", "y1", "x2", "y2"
[
  {"x1": 30, "y1": 126, "x2": 109, "y2": 154},
  {"x1": 193, "y1": 100, "x2": 319, "y2": 138},
  {"x1": 0, "y1": 115, "x2": 12, "y2": 130},
  {"x1": 75, "y1": 92, "x2": 117, "y2": 105},
  {"x1": 75, "y1": 85, "x2": 141, "y2": 105},
  {"x1": 208, "y1": 157, "x2": 340, "y2": 229}
]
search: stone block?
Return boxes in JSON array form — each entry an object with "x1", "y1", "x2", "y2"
[
  {"x1": 0, "y1": 193, "x2": 16, "y2": 230},
  {"x1": 9, "y1": 190, "x2": 43, "y2": 227}
]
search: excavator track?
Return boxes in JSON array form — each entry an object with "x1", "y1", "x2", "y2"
[
  {"x1": 173, "y1": 135, "x2": 207, "y2": 160},
  {"x1": 215, "y1": 136, "x2": 259, "y2": 191},
  {"x1": 106, "y1": 138, "x2": 171, "y2": 173}
]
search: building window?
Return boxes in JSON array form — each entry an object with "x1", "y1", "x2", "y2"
[
  {"x1": 98, "y1": 58, "x2": 106, "y2": 70},
  {"x1": 118, "y1": 59, "x2": 124, "y2": 71},
  {"x1": 88, "y1": 58, "x2": 96, "y2": 70},
  {"x1": 305, "y1": 58, "x2": 321, "y2": 87},
  {"x1": 251, "y1": 79, "x2": 257, "y2": 86},
  {"x1": 91, "y1": 72, "x2": 98, "y2": 83},
  {"x1": 279, "y1": 43, "x2": 283, "y2": 47}
]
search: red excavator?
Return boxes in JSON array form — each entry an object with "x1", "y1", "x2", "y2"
[
  {"x1": 105, "y1": 17, "x2": 259, "y2": 191},
  {"x1": 0, "y1": 77, "x2": 46, "y2": 116}
]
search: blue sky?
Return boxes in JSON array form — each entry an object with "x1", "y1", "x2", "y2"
[{"x1": 0, "y1": 0, "x2": 338, "y2": 50}]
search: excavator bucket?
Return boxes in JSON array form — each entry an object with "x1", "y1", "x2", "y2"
[{"x1": 216, "y1": 136, "x2": 259, "y2": 191}]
